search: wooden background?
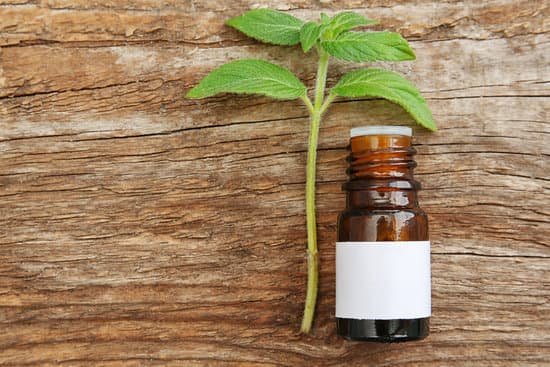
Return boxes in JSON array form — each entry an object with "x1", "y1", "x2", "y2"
[{"x1": 1, "y1": 0, "x2": 549, "y2": 365}]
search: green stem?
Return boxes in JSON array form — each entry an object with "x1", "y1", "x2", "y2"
[
  {"x1": 300, "y1": 48, "x2": 330, "y2": 334},
  {"x1": 300, "y1": 95, "x2": 314, "y2": 115},
  {"x1": 319, "y1": 93, "x2": 336, "y2": 116}
]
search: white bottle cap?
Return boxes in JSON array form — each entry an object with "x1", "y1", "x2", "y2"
[{"x1": 350, "y1": 125, "x2": 412, "y2": 138}]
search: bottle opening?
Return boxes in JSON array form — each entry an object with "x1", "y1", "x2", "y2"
[
  {"x1": 346, "y1": 125, "x2": 418, "y2": 189},
  {"x1": 350, "y1": 126, "x2": 412, "y2": 138}
]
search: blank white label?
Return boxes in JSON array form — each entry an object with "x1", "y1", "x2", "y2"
[{"x1": 336, "y1": 241, "x2": 431, "y2": 320}]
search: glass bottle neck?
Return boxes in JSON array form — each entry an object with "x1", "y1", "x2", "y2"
[
  {"x1": 344, "y1": 134, "x2": 420, "y2": 209},
  {"x1": 346, "y1": 189, "x2": 419, "y2": 209}
]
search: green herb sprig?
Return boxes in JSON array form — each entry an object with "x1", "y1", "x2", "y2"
[{"x1": 186, "y1": 9, "x2": 436, "y2": 334}]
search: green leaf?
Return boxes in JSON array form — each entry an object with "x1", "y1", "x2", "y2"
[
  {"x1": 321, "y1": 31, "x2": 416, "y2": 62},
  {"x1": 185, "y1": 59, "x2": 307, "y2": 100},
  {"x1": 226, "y1": 9, "x2": 304, "y2": 46},
  {"x1": 300, "y1": 22, "x2": 322, "y2": 52},
  {"x1": 322, "y1": 12, "x2": 378, "y2": 39},
  {"x1": 320, "y1": 12, "x2": 330, "y2": 23},
  {"x1": 331, "y1": 68, "x2": 436, "y2": 131}
]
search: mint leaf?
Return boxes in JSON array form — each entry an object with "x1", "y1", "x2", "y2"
[
  {"x1": 300, "y1": 22, "x2": 322, "y2": 52},
  {"x1": 322, "y1": 12, "x2": 378, "y2": 39},
  {"x1": 331, "y1": 68, "x2": 436, "y2": 131},
  {"x1": 320, "y1": 12, "x2": 330, "y2": 23},
  {"x1": 226, "y1": 9, "x2": 304, "y2": 46},
  {"x1": 321, "y1": 31, "x2": 415, "y2": 62},
  {"x1": 186, "y1": 59, "x2": 307, "y2": 100}
]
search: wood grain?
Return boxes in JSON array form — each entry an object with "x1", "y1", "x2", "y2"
[{"x1": 1, "y1": 0, "x2": 549, "y2": 365}]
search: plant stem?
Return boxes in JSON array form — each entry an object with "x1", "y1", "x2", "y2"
[
  {"x1": 300, "y1": 48, "x2": 330, "y2": 334},
  {"x1": 300, "y1": 95, "x2": 314, "y2": 115},
  {"x1": 319, "y1": 93, "x2": 335, "y2": 115}
]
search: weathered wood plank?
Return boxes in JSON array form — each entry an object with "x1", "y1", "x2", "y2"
[
  {"x1": 1, "y1": 34, "x2": 548, "y2": 101},
  {"x1": 1, "y1": 93, "x2": 549, "y2": 364},
  {"x1": 0, "y1": 0, "x2": 547, "y2": 46},
  {"x1": 0, "y1": 0, "x2": 549, "y2": 365}
]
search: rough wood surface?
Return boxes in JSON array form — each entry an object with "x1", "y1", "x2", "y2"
[{"x1": 0, "y1": 0, "x2": 549, "y2": 365}]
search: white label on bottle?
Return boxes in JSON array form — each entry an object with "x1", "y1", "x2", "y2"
[{"x1": 336, "y1": 241, "x2": 431, "y2": 320}]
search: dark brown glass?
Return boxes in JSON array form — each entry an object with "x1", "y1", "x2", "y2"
[{"x1": 336, "y1": 133, "x2": 429, "y2": 342}]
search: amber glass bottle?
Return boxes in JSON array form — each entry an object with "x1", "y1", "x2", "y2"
[{"x1": 336, "y1": 126, "x2": 430, "y2": 342}]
